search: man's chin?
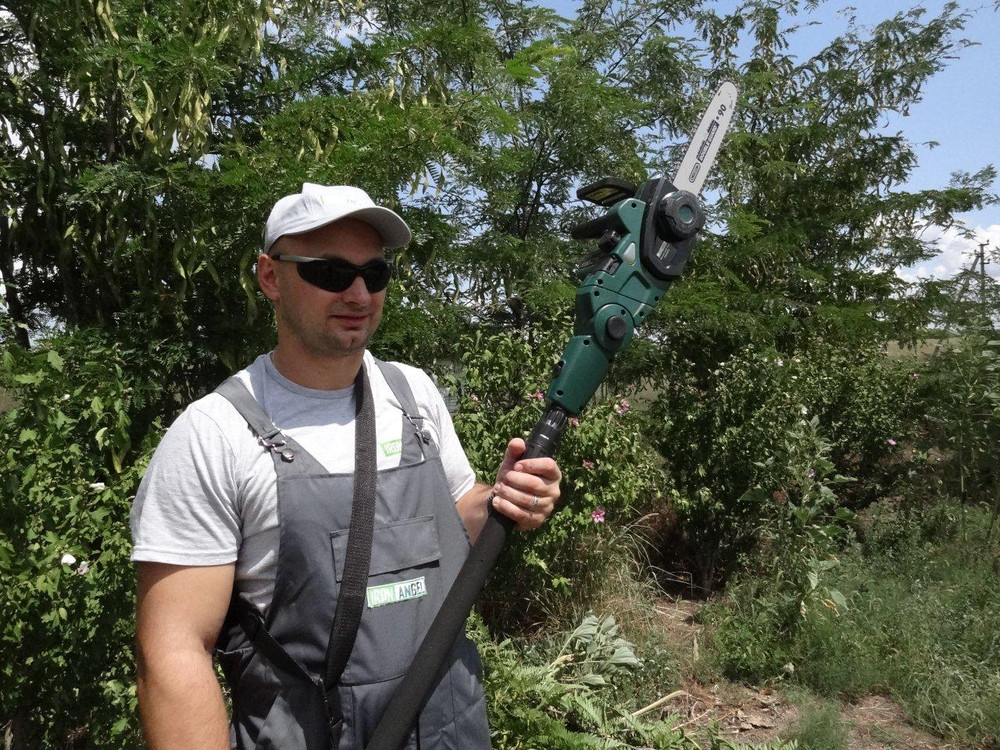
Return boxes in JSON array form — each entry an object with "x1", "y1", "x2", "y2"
[{"x1": 309, "y1": 332, "x2": 372, "y2": 358}]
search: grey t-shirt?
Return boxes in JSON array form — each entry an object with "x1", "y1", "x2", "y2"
[{"x1": 130, "y1": 351, "x2": 477, "y2": 614}]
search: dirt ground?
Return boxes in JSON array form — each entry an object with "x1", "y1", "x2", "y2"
[{"x1": 648, "y1": 597, "x2": 966, "y2": 749}]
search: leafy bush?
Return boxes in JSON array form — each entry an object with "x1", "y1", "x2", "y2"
[
  {"x1": 444, "y1": 325, "x2": 668, "y2": 630},
  {"x1": 648, "y1": 341, "x2": 912, "y2": 590},
  {"x1": 915, "y1": 334, "x2": 1000, "y2": 508},
  {"x1": 0, "y1": 328, "x2": 194, "y2": 747}
]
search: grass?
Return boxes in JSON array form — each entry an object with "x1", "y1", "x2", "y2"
[
  {"x1": 781, "y1": 692, "x2": 849, "y2": 750},
  {"x1": 703, "y1": 500, "x2": 1000, "y2": 748}
]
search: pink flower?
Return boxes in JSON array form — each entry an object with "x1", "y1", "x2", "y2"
[
  {"x1": 533, "y1": 390, "x2": 545, "y2": 402},
  {"x1": 582, "y1": 460, "x2": 595, "y2": 469},
  {"x1": 614, "y1": 398, "x2": 631, "y2": 416},
  {"x1": 569, "y1": 417, "x2": 580, "y2": 427},
  {"x1": 591, "y1": 507, "x2": 605, "y2": 523},
  {"x1": 807, "y1": 469, "x2": 815, "y2": 479},
  {"x1": 469, "y1": 394, "x2": 479, "y2": 404},
  {"x1": 888, "y1": 439, "x2": 897, "y2": 446}
]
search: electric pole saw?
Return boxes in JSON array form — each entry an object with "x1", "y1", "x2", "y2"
[{"x1": 366, "y1": 80, "x2": 739, "y2": 750}]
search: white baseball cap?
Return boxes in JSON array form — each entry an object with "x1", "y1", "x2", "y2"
[{"x1": 264, "y1": 183, "x2": 412, "y2": 254}]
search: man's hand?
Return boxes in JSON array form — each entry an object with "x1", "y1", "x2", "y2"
[{"x1": 491, "y1": 437, "x2": 562, "y2": 531}]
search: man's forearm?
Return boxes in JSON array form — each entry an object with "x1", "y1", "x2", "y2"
[
  {"x1": 456, "y1": 482, "x2": 493, "y2": 544},
  {"x1": 137, "y1": 649, "x2": 229, "y2": 750}
]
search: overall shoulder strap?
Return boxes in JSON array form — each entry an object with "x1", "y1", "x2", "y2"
[
  {"x1": 373, "y1": 358, "x2": 420, "y2": 416},
  {"x1": 373, "y1": 358, "x2": 436, "y2": 461},
  {"x1": 212, "y1": 378, "x2": 321, "y2": 694},
  {"x1": 213, "y1": 376, "x2": 325, "y2": 474}
]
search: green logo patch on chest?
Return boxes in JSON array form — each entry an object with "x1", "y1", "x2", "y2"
[
  {"x1": 380, "y1": 438, "x2": 402, "y2": 457},
  {"x1": 366, "y1": 576, "x2": 427, "y2": 608}
]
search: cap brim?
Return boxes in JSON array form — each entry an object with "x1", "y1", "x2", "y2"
[{"x1": 340, "y1": 206, "x2": 412, "y2": 248}]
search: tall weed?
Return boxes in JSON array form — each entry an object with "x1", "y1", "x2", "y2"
[{"x1": 705, "y1": 501, "x2": 1000, "y2": 747}]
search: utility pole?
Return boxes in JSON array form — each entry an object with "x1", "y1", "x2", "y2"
[{"x1": 977, "y1": 241, "x2": 989, "y2": 324}]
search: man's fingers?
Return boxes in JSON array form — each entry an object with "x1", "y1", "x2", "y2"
[
  {"x1": 490, "y1": 493, "x2": 546, "y2": 530},
  {"x1": 512, "y1": 457, "x2": 562, "y2": 480},
  {"x1": 500, "y1": 438, "x2": 526, "y2": 467},
  {"x1": 497, "y1": 472, "x2": 546, "y2": 497},
  {"x1": 493, "y1": 438, "x2": 562, "y2": 532}
]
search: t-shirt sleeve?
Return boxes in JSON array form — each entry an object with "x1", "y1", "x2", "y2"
[
  {"x1": 130, "y1": 404, "x2": 242, "y2": 565},
  {"x1": 403, "y1": 367, "x2": 477, "y2": 502}
]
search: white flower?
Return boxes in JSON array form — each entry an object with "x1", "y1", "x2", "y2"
[
  {"x1": 800, "y1": 406, "x2": 808, "y2": 415},
  {"x1": 62, "y1": 393, "x2": 70, "y2": 401},
  {"x1": 60, "y1": 553, "x2": 77, "y2": 566},
  {"x1": 89, "y1": 482, "x2": 106, "y2": 491},
  {"x1": 776, "y1": 359, "x2": 784, "y2": 366},
  {"x1": 76, "y1": 560, "x2": 90, "y2": 575},
  {"x1": 782, "y1": 662, "x2": 795, "y2": 674}
]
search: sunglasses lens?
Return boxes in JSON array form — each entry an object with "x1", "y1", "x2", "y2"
[
  {"x1": 361, "y1": 261, "x2": 391, "y2": 292},
  {"x1": 296, "y1": 258, "x2": 390, "y2": 293}
]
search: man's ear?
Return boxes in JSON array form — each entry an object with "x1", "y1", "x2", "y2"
[{"x1": 257, "y1": 254, "x2": 280, "y2": 302}]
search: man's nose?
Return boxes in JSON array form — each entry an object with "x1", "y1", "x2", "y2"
[{"x1": 340, "y1": 274, "x2": 371, "y2": 303}]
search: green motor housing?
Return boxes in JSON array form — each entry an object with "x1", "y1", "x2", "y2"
[{"x1": 548, "y1": 179, "x2": 700, "y2": 415}]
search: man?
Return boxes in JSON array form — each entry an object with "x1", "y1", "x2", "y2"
[{"x1": 131, "y1": 184, "x2": 563, "y2": 749}]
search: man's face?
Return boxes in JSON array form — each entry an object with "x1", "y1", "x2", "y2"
[{"x1": 260, "y1": 218, "x2": 387, "y2": 359}]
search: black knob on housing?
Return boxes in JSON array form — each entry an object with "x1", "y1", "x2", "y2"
[
  {"x1": 606, "y1": 315, "x2": 627, "y2": 342},
  {"x1": 656, "y1": 190, "x2": 705, "y2": 241}
]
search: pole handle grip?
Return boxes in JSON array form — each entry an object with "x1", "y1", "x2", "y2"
[{"x1": 364, "y1": 406, "x2": 569, "y2": 750}]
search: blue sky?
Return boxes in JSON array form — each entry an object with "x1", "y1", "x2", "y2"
[
  {"x1": 548, "y1": 1, "x2": 999, "y2": 279},
  {"x1": 764, "y1": 1, "x2": 1000, "y2": 281}
]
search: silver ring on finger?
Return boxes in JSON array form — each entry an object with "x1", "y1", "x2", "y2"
[{"x1": 531, "y1": 495, "x2": 539, "y2": 509}]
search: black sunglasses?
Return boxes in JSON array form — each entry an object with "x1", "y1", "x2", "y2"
[{"x1": 272, "y1": 255, "x2": 391, "y2": 293}]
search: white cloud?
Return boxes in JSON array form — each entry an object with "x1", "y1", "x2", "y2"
[{"x1": 896, "y1": 224, "x2": 1000, "y2": 283}]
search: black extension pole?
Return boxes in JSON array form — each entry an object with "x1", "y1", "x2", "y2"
[{"x1": 365, "y1": 406, "x2": 570, "y2": 750}]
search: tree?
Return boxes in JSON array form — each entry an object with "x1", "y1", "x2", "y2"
[{"x1": 644, "y1": 0, "x2": 997, "y2": 589}]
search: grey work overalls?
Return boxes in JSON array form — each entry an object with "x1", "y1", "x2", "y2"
[{"x1": 213, "y1": 360, "x2": 492, "y2": 750}]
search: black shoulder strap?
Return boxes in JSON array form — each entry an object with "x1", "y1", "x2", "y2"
[{"x1": 323, "y1": 363, "x2": 378, "y2": 748}]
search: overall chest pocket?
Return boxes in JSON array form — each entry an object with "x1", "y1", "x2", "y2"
[{"x1": 330, "y1": 514, "x2": 444, "y2": 684}]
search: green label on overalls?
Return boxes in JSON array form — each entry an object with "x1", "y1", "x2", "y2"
[
  {"x1": 381, "y1": 438, "x2": 402, "y2": 457},
  {"x1": 366, "y1": 577, "x2": 427, "y2": 608}
]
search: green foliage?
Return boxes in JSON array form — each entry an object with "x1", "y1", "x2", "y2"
[
  {"x1": 475, "y1": 612, "x2": 696, "y2": 750},
  {"x1": 915, "y1": 334, "x2": 1000, "y2": 507},
  {"x1": 704, "y1": 502, "x2": 1000, "y2": 747},
  {"x1": 649, "y1": 342, "x2": 911, "y2": 589},
  {"x1": 781, "y1": 695, "x2": 848, "y2": 750},
  {"x1": 0, "y1": 327, "x2": 192, "y2": 747},
  {"x1": 444, "y1": 324, "x2": 668, "y2": 628}
]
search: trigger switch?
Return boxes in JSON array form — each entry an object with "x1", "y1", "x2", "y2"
[{"x1": 597, "y1": 231, "x2": 621, "y2": 253}]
